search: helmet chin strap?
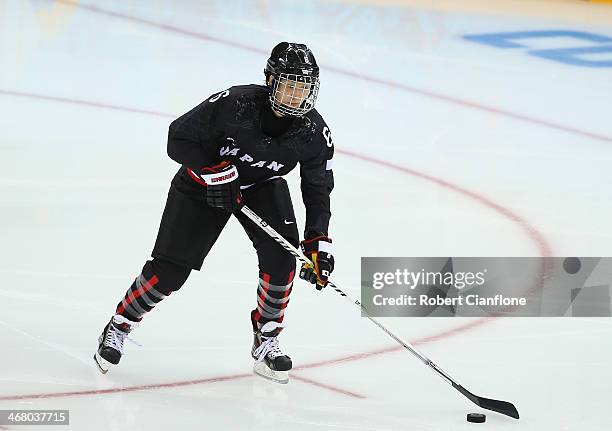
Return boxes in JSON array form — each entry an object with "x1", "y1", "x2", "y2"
[{"x1": 270, "y1": 106, "x2": 284, "y2": 117}]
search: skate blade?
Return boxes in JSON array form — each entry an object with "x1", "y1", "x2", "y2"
[
  {"x1": 253, "y1": 361, "x2": 289, "y2": 384},
  {"x1": 93, "y1": 352, "x2": 111, "y2": 374}
]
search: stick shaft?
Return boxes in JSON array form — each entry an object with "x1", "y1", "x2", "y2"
[
  {"x1": 240, "y1": 205, "x2": 454, "y2": 384},
  {"x1": 240, "y1": 205, "x2": 519, "y2": 419}
]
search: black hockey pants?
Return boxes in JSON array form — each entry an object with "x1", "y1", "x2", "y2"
[{"x1": 115, "y1": 172, "x2": 299, "y2": 328}]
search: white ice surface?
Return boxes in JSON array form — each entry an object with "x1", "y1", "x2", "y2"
[{"x1": 1, "y1": 0, "x2": 612, "y2": 430}]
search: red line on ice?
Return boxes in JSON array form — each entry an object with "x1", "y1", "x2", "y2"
[
  {"x1": 0, "y1": 373, "x2": 251, "y2": 401},
  {"x1": 335, "y1": 149, "x2": 551, "y2": 257},
  {"x1": 294, "y1": 318, "x2": 494, "y2": 371},
  {"x1": 0, "y1": 90, "x2": 172, "y2": 118},
  {"x1": 0, "y1": 319, "x2": 493, "y2": 402},
  {"x1": 291, "y1": 375, "x2": 366, "y2": 399},
  {"x1": 0, "y1": 371, "x2": 365, "y2": 401},
  {"x1": 51, "y1": 0, "x2": 612, "y2": 145}
]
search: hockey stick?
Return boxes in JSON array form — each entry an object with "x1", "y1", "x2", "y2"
[{"x1": 240, "y1": 205, "x2": 519, "y2": 419}]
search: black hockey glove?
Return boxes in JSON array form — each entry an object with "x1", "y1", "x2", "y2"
[
  {"x1": 299, "y1": 235, "x2": 334, "y2": 290},
  {"x1": 200, "y1": 163, "x2": 242, "y2": 212}
]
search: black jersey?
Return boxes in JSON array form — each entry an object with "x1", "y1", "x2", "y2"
[{"x1": 167, "y1": 85, "x2": 334, "y2": 236}]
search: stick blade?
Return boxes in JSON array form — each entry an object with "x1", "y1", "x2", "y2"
[
  {"x1": 475, "y1": 395, "x2": 520, "y2": 419},
  {"x1": 455, "y1": 384, "x2": 520, "y2": 419}
]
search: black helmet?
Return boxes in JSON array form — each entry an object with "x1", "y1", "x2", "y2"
[{"x1": 264, "y1": 42, "x2": 320, "y2": 116}]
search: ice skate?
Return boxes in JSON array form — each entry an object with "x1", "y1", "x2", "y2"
[
  {"x1": 251, "y1": 321, "x2": 292, "y2": 384},
  {"x1": 94, "y1": 314, "x2": 138, "y2": 374}
]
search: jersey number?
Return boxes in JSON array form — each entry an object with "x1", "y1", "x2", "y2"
[
  {"x1": 209, "y1": 89, "x2": 230, "y2": 103},
  {"x1": 322, "y1": 127, "x2": 333, "y2": 148}
]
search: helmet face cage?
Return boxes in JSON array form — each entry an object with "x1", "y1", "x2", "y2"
[{"x1": 269, "y1": 72, "x2": 320, "y2": 117}]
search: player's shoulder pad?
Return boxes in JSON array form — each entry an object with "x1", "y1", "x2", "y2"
[
  {"x1": 206, "y1": 84, "x2": 267, "y2": 104},
  {"x1": 305, "y1": 108, "x2": 334, "y2": 155},
  {"x1": 204, "y1": 85, "x2": 268, "y2": 117}
]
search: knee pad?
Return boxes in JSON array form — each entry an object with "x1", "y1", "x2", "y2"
[
  {"x1": 144, "y1": 258, "x2": 191, "y2": 296},
  {"x1": 256, "y1": 242, "x2": 297, "y2": 285}
]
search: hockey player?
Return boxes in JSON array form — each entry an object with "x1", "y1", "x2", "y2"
[{"x1": 94, "y1": 42, "x2": 335, "y2": 384}]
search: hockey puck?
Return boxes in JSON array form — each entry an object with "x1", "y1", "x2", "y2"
[
  {"x1": 563, "y1": 257, "x2": 581, "y2": 274},
  {"x1": 467, "y1": 413, "x2": 486, "y2": 423}
]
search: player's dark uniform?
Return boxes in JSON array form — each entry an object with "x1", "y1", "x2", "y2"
[
  {"x1": 114, "y1": 84, "x2": 334, "y2": 328},
  {"x1": 155, "y1": 84, "x2": 334, "y2": 268},
  {"x1": 95, "y1": 42, "x2": 331, "y2": 381}
]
